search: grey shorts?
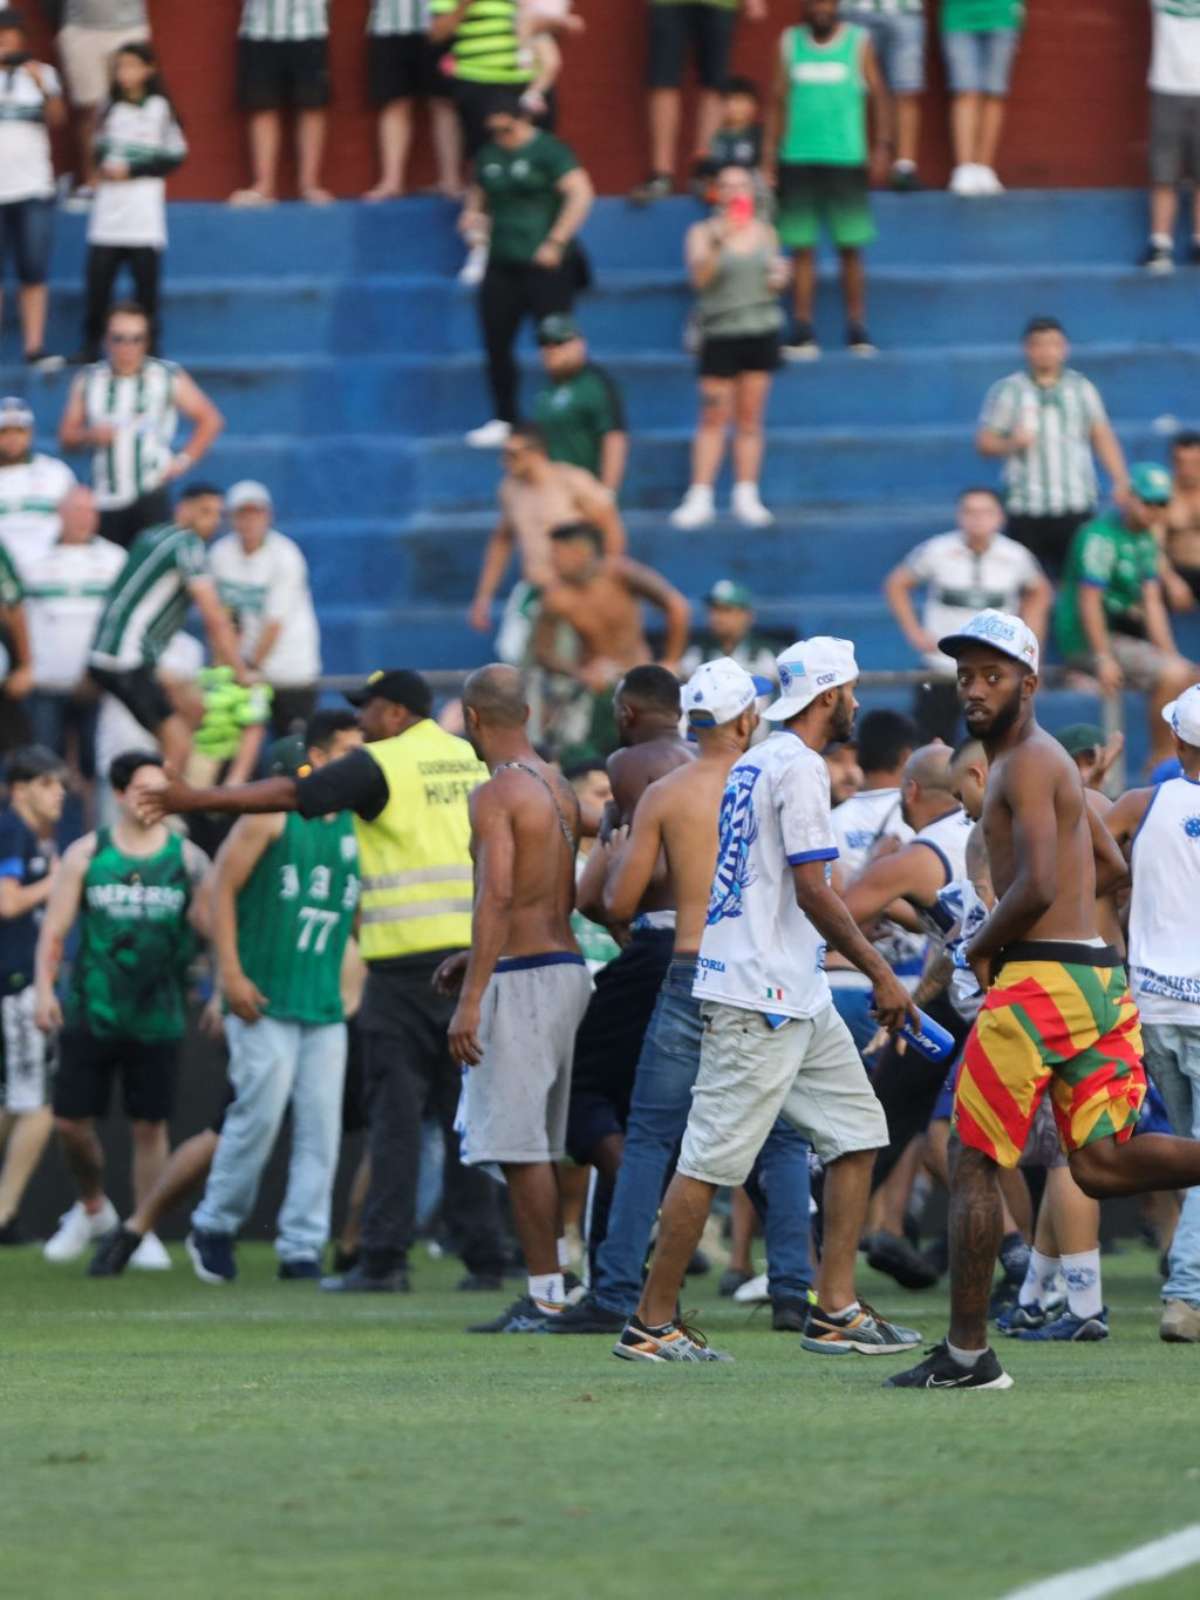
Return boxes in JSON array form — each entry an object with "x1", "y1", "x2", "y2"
[
  {"x1": 1072, "y1": 634, "x2": 1175, "y2": 694},
  {"x1": 460, "y1": 954, "x2": 593, "y2": 1166},
  {"x1": 678, "y1": 999, "x2": 887, "y2": 1188},
  {"x1": 942, "y1": 28, "x2": 1020, "y2": 96},
  {"x1": 0, "y1": 986, "x2": 53, "y2": 1114},
  {"x1": 842, "y1": 9, "x2": 926, "y2": 94},
  {"x1": 1151, "y1": 92, "x2": 1200, "y2": 186}
]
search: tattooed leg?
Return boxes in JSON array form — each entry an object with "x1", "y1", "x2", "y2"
[{"x1": 947, "y1": 1144, "x2": 1003, "y2": 1350}]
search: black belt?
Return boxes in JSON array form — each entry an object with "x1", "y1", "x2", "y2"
[{"x1": 997, "y1": 941, "x2": 1122, "y2": 969}]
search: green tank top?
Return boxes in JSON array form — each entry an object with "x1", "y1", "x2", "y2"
[
  {"x1": 235, "y1": 813, "x2": 359, "y2": 1026},
  {"x1": 780, "y1": 24, "x2": 868, "y2": 167},
  {"x1": 698, "y1": 242, "x2": 784, "y2": 339},
  {"x1": 68, "y1": 828, "x2": 196, "y2": 1041}
]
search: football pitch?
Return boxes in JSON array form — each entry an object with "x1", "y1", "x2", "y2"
[{"x1": 2, "y1": 1245, "x2": 1197, "y2": 1600}]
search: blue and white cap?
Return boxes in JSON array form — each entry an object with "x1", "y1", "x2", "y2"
[
  {"x1": 684, "y1": 656, "x2": 758, "y2": 727},
  {"x1": 937, "y1": 609, "x2": 1039, "y2": 675},
  {"x1": 763, "y1": 636, "x2": 858, "y2": 722},
  {"x1": 1163, "y1": 683, "x2": 1200, "y2": 747}
]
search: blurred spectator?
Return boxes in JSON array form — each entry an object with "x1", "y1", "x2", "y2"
[
  {"x1": 428, "y1": 0, "x2": 534, "y2": 164},
  {"x1": 671, "y1": 165, "x2": 786, "y2": 530},
  {"x1": 0, "y1": 534, "x2": 33, "y2": 752},
  {"x1": 231, "y1": 0, "x2": 332, "y2": 207},
  {"x1": 630, "y1": 0, "x2": 767, "y2": 204},
  {"x1": 1054, "y1": 461, "x2": 1197, "y2": 769},
  {"x1": 840, "y1": 0, "x2": 925, "y2": 190},
  {"x1": 1145, "y1": 0, "x2": 1200, "y2": 272},
  {"x1": 1166, "y1": 430, "x2": 1200, "y2": 606},
  {"x1": 92, "y1": 626, "x2": 201, "y2": 816},
  {"x1": 519, "y1": 0, "x2": 585, "y2": 128},
  {"x1": 692, "y1": 75, "x2": 764, "y2": 198},
  {"x1": 565, "y1": 758, "x2": 622, "y2": 973},
  {"x1": 941, "y1": 0, "x2": 1024, "y2": 196},
  {"x1": 364, "y1": 0, "x2": 462, "y2": 201},
  {"x1": 59, "y1": 301, "x2": 224, "y2": 548},
  {"x1": 884, "y1": 486, "x2": 1052, "y2": 741},
  {"x1": 767, "y1": 0, "x2": 889, "y2": 359},
  {"x1": 531, "y1": 314, "x2": 627, "y2": 491},
  {"x1": 24, "y1": 484, "x2": 123, "y2": 797},
  {"x1": 54, "y1": 0, "x2": 150, "y2": 205},
  {"x1": 461, "y1": 100, "x2": 593, "y2": 448},
  {"x1": 209, "y1": 479, "x2": 322, "y2": 738},
  {"x1": 78, "y1": 41, "x2": 186, "y2": 363},
  {"x1": 976, "y1": 316, "x2": 1128, "y2": 581},
  {"x1": 0, "y1": 7, "x2": 64, "y2": 369},
  {"x1": 679, "y1": 577, "x2": 779, "y2": 680},
  {"x1": 823, "y1": 737, "x2": 862, "y2": 804},
  {"x1": 0, "y1": 394, "x2": 75, "y2": 576}
]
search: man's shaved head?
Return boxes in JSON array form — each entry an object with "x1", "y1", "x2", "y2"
[
  {"x1": 462, "y1": 664, "x2": 529, "y2": 729},
  {"x1": 904, "y1": 742, "x2": 954, "y2": 794}
]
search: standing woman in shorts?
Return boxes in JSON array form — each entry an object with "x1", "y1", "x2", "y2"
[
  {"x1": 941, "y1": 0, "x2": 1024, "y2": 196},
  {"x1": 364, "y1": 0, "x2": 462, "y2": 201},
  {"x1": 671, "y1": 166, "x2": 786, "y2": 532}
]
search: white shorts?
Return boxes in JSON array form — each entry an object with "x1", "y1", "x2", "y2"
[
  {"x1": 678, "y1": 999, "x2": 888, "y2": 1187},
  {"x1": 57, "y1": 23, "x2": 151, "y2": 107},
  {"x1": 0, "y1": 986, "x2": 53, "y2": 1114},
  {"x1": 460, "y1": 954, "x2": 593, "y2": 1166}
]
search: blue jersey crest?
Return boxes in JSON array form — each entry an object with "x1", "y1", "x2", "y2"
[{"x1": 707, "y1": 764, "x2": 760, "y2": 925}]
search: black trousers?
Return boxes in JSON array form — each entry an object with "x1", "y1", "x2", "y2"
[
  {"x1": 869, "y1": 994, "x2": 970, "y2": 1195},
  {"x1": 358, "y1": 952, "x2": 505, "y2": 1279},
  {"x1": 84, "y1": 243, "x2": 162, "y2": 358},
  {"x1": 479, "y1": 256, "x2": 580, "y2": 424},
  {"x1": 97, "y1": 487, "x2": 173, "y2": 550},
  {"x1": 1005, "y1": 509, "x2": 1092, "y2": 583}
]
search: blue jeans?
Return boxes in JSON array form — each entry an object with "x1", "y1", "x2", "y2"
[
  {"x1": 942, "y1": 28, "x2": 1020, "y2": 96},
  {"x1": 192, "y1": 1016, "x2": 347, "y2": 1263},
  {"x1": 830, "y1": 983, "x2": 877, "y2": 1058},
  {"x1": 1143, "y1": 1022, "x2": 1200, "y2": 1307},
  {"x1": 593, "y1": 957, "x2": 813, "y2": 1315}
]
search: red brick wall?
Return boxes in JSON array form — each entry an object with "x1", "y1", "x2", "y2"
[{"x1": 25, "y1": 0, "x2": 1150, "y2": 197}]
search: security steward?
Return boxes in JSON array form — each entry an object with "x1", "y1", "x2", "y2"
[{"x1": 134, "y1": 670, "x2": 508, "y2": 1293}]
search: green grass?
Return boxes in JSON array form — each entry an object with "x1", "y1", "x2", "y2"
[{"x1": 2, "y1": 1244, "x2": 1197, "y2": 1600}]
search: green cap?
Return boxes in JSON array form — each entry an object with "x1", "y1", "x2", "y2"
[
  {"x1": 706, "y1": 578, "x2": 753, "y2": 609},
  {"x1": 537, "y1": 313, "x2": 581, "y2": 346},
  {"x1": 1129, "y1": 460, "x2": 1172, "y2": 506},
  {"x1": 1054, "y1": 722, "x2": 1105, "y2": 759},
  {"x1": 266, "y1": 734, "x2": 311, "y2": 778}
]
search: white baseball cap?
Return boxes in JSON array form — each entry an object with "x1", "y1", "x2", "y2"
[
  {"x1": 763, "y1": 637, "x2": 858, "y2": 722},
  {"x1": 0, "y1": 396, "x2": 34, "y2": 430},
  {"x1": 937, "y1": 609, "x2": 1040, "y2": 675},
  {"x1": 1163, "y1": 684, "x2": 1200, "y2": 747},
  {"x1": 684, "y1": 656, "x2": 758, "y2": 727},
  {"x1": 227, "y1": 479, "x2": 272, "y2": 512}
]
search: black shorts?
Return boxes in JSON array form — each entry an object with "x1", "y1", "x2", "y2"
[
  {"x1": 237, "y1": 37, "x2": 331, "y2": 112},
  {"x1": 341, "y1": 1018, "x2": 367, "y2": 1135},
  {"x1": 453, "y1": 77, "x2": 528, "y2": 159},
  {"x1": 565, "y1": 927, "x2": 675, "y2": 1163},
  {"x1": 1174, "y1": 562, "x2": 1200, "y2": 605},
  {"x1": 698, "y1": 331, "x2": 780, "y2": 378},
  {"x1": 1004, "y1": 509, "x2": 1093, "y2": 582},
  {"x1": 89, "y1": 661, "x2": 173, "y2": 736},
  {"x1": 96, "y1": 487, "x2": 173, "y2": 551},
  {"x1": 53, "y1": 1029, "x2": 180, "y2": 1123},
  {"x1": 368, "y1": 32, "x2": 451, "y2": 104},
  {"x1": 1150, "y1": 91, "x2": 1200, "y2": 186},
  {"x1": 648, "y1": 1, "x2": 736, "y2": 90}
]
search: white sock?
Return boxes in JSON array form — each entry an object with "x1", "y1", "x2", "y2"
[
  {"x1": 1061, "y1": 1248, "x2": 1102, "y2": 1320},
  {"x1": 1018, "y1": 1247, "x2": 1060, "y2": 1308},
  {"x1": 528, "y1": 1271, "x2": 565, "y2": 1311},
  {"x1": 1151, "y1": 232, "x2": 1172, "y2": 248},
  {"x1": 556, "y1": 1235, "x2": 571, "y2": 1271},
  {"x1": 827, "y1": 1300, "x2": 860, "y2": 1321},
  {"x1": 946, "y1": 1340, "x2": 984, "y2": 1368}
]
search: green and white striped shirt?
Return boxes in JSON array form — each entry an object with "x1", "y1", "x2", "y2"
[
  {"x1": 77, "y1": 358, "x2": 180, "y2": 511},
  {"x1": 368, "y1": 0, "x2": 428, "y2": 33},
  {"x1": 91, "y1": 522, "x2": 208, "y2": 670},
  {"x1": 239, "y1": 0, "x2": 329, "y2": 42},
  {"x1": 979, "y1": 367, "x2": 1108, "y2": 517}
]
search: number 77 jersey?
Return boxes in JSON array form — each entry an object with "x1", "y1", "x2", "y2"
[{"x1": 234, "y1": 812, "x2": 360, "y2": 1025}]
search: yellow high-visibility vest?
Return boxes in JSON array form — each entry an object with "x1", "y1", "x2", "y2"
[{"x1": 355, "y1": 721, "x2": 485, "y2": 961}]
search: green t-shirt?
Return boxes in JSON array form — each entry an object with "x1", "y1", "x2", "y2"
[
  {"x1": 234, "y1": 812, "x2": 359, "y2": 1026},
  {"x1": 780, "y1": 24, "x2": 868, "y2": 167},
  {"x1": 1054, "y1": 512, "x2": 1160, "y2": 661},
  {"x1": 532, "y1": 363, "x2": 625, "y2": 476},
  {"x1": 941, "y1": 0, "x2": 1024, "y2": 32},
  {"x1": 477, "y1": 131, "x2": 578, "y2": 266}
]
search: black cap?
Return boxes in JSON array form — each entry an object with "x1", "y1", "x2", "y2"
[
  {"x1": 266, "y1": 734, "x2": 310, "y2": 778},
  {"x1": 0, "y1": 9, "x2": 28, "y2": 30},
  {"x1": 345, "y1": 668, "x2": 432, "y2": 717},
  {"x1": 7, "y1": 745, "x2": 67, "y2": 784}
]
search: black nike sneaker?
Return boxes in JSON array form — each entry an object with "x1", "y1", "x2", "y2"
[
  {"x1": 88, "y1": 1226, "x2": 142, "y2": 1277},
  {"x1": 467, "y1": 1294, "x2": 553, "y2": 1334},
  {"x1": 544, "y1": 1292, "x2": 625, "y2": 1334},
  {"x1": 884, "y1": 1341, "x2": 1013, "y2": 1390}
]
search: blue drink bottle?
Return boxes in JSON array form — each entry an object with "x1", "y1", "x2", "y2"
[{"x1": 897, "y1": 1009, "x2": 957, "y2": 1064}]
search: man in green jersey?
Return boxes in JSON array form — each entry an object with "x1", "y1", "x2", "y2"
[
  {"x1": 1055, "y1": 461, "x2": 1197, "y2": 769},
  {"x1": 35, "y1": 749, "x2": 210, "y2": 1268},
  {"x1": 88, "y1": 482, "x2": 249, "y2": 773},
  {"x1": 531, "y1": 316, "x2": 627, "y2": 493}
]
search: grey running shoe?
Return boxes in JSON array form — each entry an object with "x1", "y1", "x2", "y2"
[
  {"x1": 614, "y1": 1315, "x2": 733, "y2": 1364},
  {"x1": 802, "y1": 1300, "x2": 921, "y2": 1356}
]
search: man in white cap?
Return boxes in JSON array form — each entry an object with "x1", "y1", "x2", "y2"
[
  {"x1": 888, "y1": 610, "x2": 1200, "y2": 1391},
  {"x1": 615, "y1": 638, "x2": 923, "y2": 1363},
  {"x1": 1109, "y1": 684, "x2": 1200, "y2": 1343},
  {"x1": 549, "y1": 657, "x2": 816, "y2": 1338},
  {"x1": 208, "y1": 480, "x2": 321, "y2": 738},
  {"x1": 0, "y1": 396, "x2": 76, "y2": 579}
]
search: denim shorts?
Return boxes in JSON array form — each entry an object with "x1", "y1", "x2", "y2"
[
  {"x1": 0, "y1": 197, "x2": 54, "y2": 286},
  {"x1": 942, "y1": 28, "x2": 1020, "y2": 96},
  {"x1": 842, "y1": 9, "x2": 926, "y2": 94}
]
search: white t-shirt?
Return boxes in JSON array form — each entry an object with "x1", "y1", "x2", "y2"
[
  {"x1": 0, "y1": 454, "x2": 77, "y2": 578},
  {"x1": 0, "y1": 61, "x2": 61, "y2": 204},
  {"x1": 695, "y1": 731, "x2": 836, "y2": 1021},
  {"x1": 831, "y1": 786, "x2": 922, "y2": 985},
  {"x1": 902, "y1": 530, "x2": 1043, "y2": 674},
  {"x1": 88, "y1": 94, "x2": 187, "y2": 249},
  {"x1": 208, "y1": 529, "x2": 321, "y2": 687},
  {"x1": 1150, "y1": 2, "x2": 1200, "y2": 95},
  {"x1": 25, "y1": 536, "x2": 127, "y2": 690},
  {"x1": 1129, "y1": 774, "x2": 1200, "y2": 1024}
]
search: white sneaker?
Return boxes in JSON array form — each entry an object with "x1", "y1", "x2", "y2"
[
  {"x1": 731, "y1": 483, "x2": 774, "y2": 528},
  {"x1": 733, "y1": 1271, "x2": 771, "y2": 1306},
  {"x1": 976, "y1": 166, "x2": 1004, "y2": 195},
  {"x1": 129, "y1": 1231, "x2": 172, "y2": 1271},
  {"x1": 669, "y1": 485, "x2": 716, "y2": 530},
  {"x1": 465, "y1": 418, "x2": 512, "y2": 449},
  {"x1": 43, "y1": 1197, "x2": 118, "y2": 1263},
  {"x1": 458, "y1": 242, "x2": 488, "y2": 286},
  {"x1": 949, "y1": 164, "x2": 982, "y2": 196}
]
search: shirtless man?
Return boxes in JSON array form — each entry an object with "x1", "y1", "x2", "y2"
[
  {"x1": 888, "y1": 610, "x2": 1200, "y2": 1391},
  {"x1": 436, "y1": 665, "x2": 593, "y2": 1334},
  {"x1": 549, "y1": 659, "x2": 815, "y2": 1336},
  {"x1": 1165, "y1": 430, "x2": 1200, "y2": 608}
]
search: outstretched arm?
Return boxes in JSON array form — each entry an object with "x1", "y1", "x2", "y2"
[
  {"x1": 841, "y1": 843, "x2": 945, "y2": 928},
  {"x1": 449, "y1": 785, "x2": 514, "y2": 1066}
]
